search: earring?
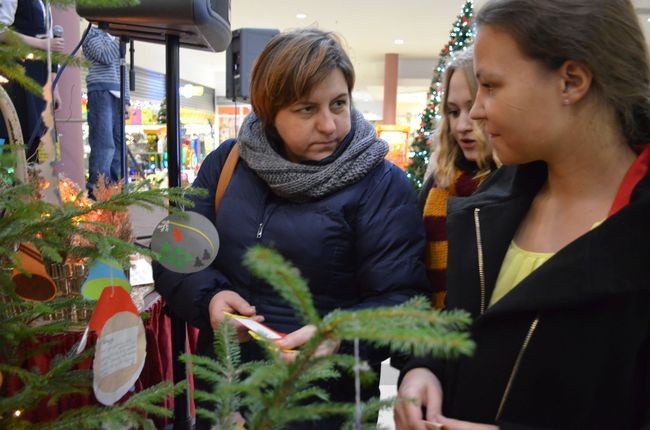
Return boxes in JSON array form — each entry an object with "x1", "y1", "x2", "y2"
[{"x1": 563, "y1": 99, "x2": 570, "y2": 106}]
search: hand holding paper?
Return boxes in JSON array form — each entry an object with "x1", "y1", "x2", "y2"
[{"x1": 209, "y1": 290, "x2": 263, "y2": 342}]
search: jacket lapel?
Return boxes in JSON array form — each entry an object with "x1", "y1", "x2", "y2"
[{"x1": 448, "y1": 162, "x2": 650, "y2": 322}]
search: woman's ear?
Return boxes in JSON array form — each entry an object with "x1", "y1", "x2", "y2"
[{"x1": 559, "y1": 60, "x2": 593, "y2": 105}]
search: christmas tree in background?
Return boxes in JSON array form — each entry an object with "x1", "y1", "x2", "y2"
[{"x1": 405, "y1": 0, "x2": 476, "y2": 191}]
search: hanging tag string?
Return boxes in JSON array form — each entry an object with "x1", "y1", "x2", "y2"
[{"x1": 354, "y1": 337, "x2": 362, "y2": 430}]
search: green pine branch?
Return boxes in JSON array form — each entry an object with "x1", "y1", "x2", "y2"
[{"x1": 186, "y1": 245, "x2": 474, "y2": 430}]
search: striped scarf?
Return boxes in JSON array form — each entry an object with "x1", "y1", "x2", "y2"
[{"x1": 423, "y1": 168, "x2": 485, "y2": 309}]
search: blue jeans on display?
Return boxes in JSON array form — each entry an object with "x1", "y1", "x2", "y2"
[{"x1": 87, "y1": 90, "x2": 122, "y2": 194}]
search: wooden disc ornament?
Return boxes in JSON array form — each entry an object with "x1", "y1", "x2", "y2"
[{"x1": 151, "y1": 212, "x2": 219, "y2": 273}]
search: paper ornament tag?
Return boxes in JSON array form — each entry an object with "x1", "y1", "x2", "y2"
[
  {"x1": 93, "y1": 311, "x2": 146, "y2": 405},
  {"x1": 11, "y1": 243, "x2": 57, "y2": 301},
  {"x1": 82, "y1": 258, "x2": 131, "y2": 301},
  {"x1": 151, "y1": 212, "x2": 219, "y2": 273},
  {"x1": 224, "y1": 312, "x2": 285, "y2": 340},
  {"x1": 88, "y1": 286, "x2": 138, "y2": 335},
  {"x1": 90, "y1": 287, "x2": 145, "y2": 405}
]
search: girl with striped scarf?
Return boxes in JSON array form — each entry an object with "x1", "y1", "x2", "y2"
[{"x1": 420, "y1": 48, "x2": 496, "y2": 309}]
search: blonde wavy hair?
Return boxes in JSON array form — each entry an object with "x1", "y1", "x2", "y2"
[{"x1": 429, "y1": 48, "x2": 493, "y2": 188}]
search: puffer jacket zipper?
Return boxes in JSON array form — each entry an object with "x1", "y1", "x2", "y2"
[{"x1": 473, "y1": 207, "x2": 541, "y2": 421}]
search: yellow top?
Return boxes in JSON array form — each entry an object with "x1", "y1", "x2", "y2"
[
  {"x1": 490, "y1": 220, "x2": 604, "y2": 306},
  {"x1": 489, "y1": 242, "x2": 553, "y2": 306}
]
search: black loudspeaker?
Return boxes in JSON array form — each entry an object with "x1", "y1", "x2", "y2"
[
  {"x1": 226, "y1": 28, "x2": 279, "y2": 100},
  {"x1": 77, "y1": 0, "x2": 231, "y2": 52}
]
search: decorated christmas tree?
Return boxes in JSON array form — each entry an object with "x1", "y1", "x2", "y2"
[
  {"x1": 0, "y1": 1, "x2": 194, "y2": 427},
  {"x1": 405, "y1": 0, "x2": 476, "y2": 191}
]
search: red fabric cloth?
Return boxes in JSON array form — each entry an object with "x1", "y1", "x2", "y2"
[
  {"x1": 3, "y1": 294, "x2": 199, "y2": 429},
  {"x1": 608, "y1": 145, "x2": 650, "y2": 217}
]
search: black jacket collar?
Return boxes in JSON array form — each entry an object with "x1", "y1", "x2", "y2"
[{"x1": 446, "y1": 162, "x2": 650, "y2": 321}]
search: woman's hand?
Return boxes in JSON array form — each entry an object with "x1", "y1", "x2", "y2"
[
  {"x1": 46, "y1": 36, "x2": 65, "y2": 52},
  {"x1": 274, "y1": 324, "x2": 340, "y2": 363},
  {"x1": 394, "y1": 368, "x2": 443, "y2": 430},
  {"x1": 33, "y1": 36, "x2": 64, "y2": 52},
  {"x1": 208, "y1": 290, "x2": 263, "y2": 342}
]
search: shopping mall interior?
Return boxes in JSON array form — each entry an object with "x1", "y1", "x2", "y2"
[{"x1": 3, "y1": 0, "x2": 650, "y2": 428}]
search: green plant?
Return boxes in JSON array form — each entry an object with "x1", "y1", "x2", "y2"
[{"x1": 187, "y1": 245, "x2": 474, "y2": 430}]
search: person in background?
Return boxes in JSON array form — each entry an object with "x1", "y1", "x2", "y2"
[
  {"x1": 154, "y1": 28, "x2": 429, "y2": 429},
  {"x1": 419, "y1": 47, "x2": 495, "y2": 309},
  {"x1": 82, "y1": 25, "x2": 129, "y2": 197},
  {"x1": 395, "y1": 0, "x2": 650, "y2": 429},
  {"x1": 0, "y1": 0, "x2": 63, "y2": 161}
]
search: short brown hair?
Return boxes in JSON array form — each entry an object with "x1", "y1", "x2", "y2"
[
  {"x1": 249, "y1": 28, "x2": 355, "y2": 127},
  {"x1": 476, "y1": 0, "x2": 650, "y2": 147}
]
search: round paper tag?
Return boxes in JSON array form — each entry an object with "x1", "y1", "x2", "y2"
[
  {"x1": 151, "y1": 212, "x2": 219, "y2": 273},
  {"x1": 93, "y1": 311, "x2": 146, "y2": 406}
]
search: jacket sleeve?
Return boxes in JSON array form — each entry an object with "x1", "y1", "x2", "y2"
[
  {"x1": 82, "y1": 27, "x2": 119, "y2": 65},
  {"x1": 352, "y1": 162, "x2": 429, "y2": 309},
  {"x1": 341, "y1": 162, "x2": 430, "y2": 362},
  {"x1": 152, "y1": 141, "x2": 237, "y2": 330}
]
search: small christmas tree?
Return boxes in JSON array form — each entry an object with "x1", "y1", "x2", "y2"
[
  {"x1": 405, "y1": 0, "x2": 475, "y2": 191},
  {"x1": 0, "y1": 149, "x2": 196, "y2": 428},
  {"x1": 0, "y1": 0, "x2": 197, "y2": 423},
  {"x1": 187, "y1": 245, "x2": 474, "y2": 430}
]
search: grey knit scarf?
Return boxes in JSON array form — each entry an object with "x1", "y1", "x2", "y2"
[{"x1": 238, "y1": 109, "x2": 389, "y2": 202}]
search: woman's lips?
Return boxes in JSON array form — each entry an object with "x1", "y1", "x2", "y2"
[{"x1": 459, "y1": 139, "x2": 476, "y2": 149}]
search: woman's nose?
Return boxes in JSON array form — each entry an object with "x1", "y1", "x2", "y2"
[
  {"x1": 316, "y1": 111, "x2": 336, "y2": 134},
  {"x1": 470, "y1": 98, "x2": 486, "y2": 121},
  {"x1": 457, "y1": 111, "x2": 474, "y2": 132}
]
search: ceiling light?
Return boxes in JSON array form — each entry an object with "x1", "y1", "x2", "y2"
[
  {"x1": 296, "y1": 13, "x2": 307, "y2": 19},
  {"x1": 394, "y1": 39, "x2": 404, "y2": 45}
]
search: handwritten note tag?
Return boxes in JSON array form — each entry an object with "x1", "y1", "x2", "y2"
[{"x1": 93, "y1": 311, "x2": 146, "y2": 405}]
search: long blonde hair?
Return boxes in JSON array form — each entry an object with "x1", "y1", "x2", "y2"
[{"x1": 430, "y1": 48, "x2": 493, "y2": 188}]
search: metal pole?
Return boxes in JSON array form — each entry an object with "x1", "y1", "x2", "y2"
[
  {"x1": 166, "y1": 34, "x2": 181, "y2": 189},
  {"x1": 165, "y1": 33, "x2": 192, "y2": 430}
]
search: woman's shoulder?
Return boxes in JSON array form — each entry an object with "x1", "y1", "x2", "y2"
[
  {"x1": 202, "y1": 139, "x2": 238, "y2": 167},
  {"x1": 351, "y1": 160, "x2": 418, "y2": 206}
]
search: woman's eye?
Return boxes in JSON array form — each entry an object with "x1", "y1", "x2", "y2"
[
  {"x1": 448, "y1": 110, "x2": 460, "y2": 118},
  {"x1": 298, "y1": 106, "x2": 313, "y2": 114}
]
